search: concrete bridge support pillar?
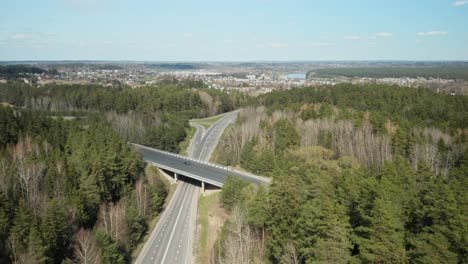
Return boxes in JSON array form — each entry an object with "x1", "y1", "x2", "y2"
[
  {"x1": 201, "y1": 181, "x2": 205, "y2": 192},
  {"x1": 174, "y1": 173, "x2": 178, "y2": 183}
]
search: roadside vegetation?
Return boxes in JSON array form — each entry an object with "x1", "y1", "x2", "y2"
[
  {"x1": 130, "y1": 167, "x2": 177, "y2": 259},
  {"x1": 191, "y1": 112, "x2": 229, "y2": 129},
  {"x1": 178, "y1": 126, "x2": 197, "y2": 155},
  {"x1": 197, "y1": 192, "x2": 226, "y2": 264}
]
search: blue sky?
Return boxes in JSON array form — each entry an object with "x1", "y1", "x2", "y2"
[{"x1": 1, "y1": 0, "x2": 467, "y2": 61}]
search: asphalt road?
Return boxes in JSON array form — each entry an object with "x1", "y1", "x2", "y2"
[
  {"x1": 134, "y1": 111, "x2": 241, "y2": 264},
  {"x1": 134, "y1": 144, "x2": 270, "y2": 187},
  {"x1": 192, "y1": 111, "x2": 239, "y2": 161}
]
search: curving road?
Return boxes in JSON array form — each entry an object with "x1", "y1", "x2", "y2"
[{"x1": 134, "y1": 111, "x2": 239, "y2": 264}]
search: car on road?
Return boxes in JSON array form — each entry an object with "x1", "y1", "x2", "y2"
[{"x1": 184, "y1": 161, "x2": 191, "y2": 165}]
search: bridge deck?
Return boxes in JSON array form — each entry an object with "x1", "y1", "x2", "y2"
[{"x1": 133, "y1": 144, "x2": 271, "y2": 187}]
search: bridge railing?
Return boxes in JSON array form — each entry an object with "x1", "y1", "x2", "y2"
[{"x1": 132, "y1": 143, "x2": 272, "y2": 185}]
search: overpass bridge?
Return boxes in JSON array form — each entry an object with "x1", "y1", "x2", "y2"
[{"x1": 132, "y1": 143, "x2": 271, "y2": 189}]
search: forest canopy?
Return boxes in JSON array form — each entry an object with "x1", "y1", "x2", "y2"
[
  {"x1": 213, "y1": 83, "x2": 467, "y2": 264},
  {"x1": 0, "y1": 80, "x2": 243, "y2": 263},
  {"x1": 0, "y1": 65, "x2": 48, "y2": 79},
  {"x1": 312, "y1": 67, "x2": 468, "y2": 80}
]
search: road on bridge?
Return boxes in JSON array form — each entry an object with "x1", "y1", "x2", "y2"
[{"x1": 134, "y1": 111, "x2": 241, "y2": 264}]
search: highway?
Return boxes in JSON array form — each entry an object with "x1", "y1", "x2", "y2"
[
  {"x1": 133, "y1": 144, "x2": 270, "y2": 187},
  {"x1": 134, "y1": 111, "x2": 241, "y2": 264},
  {"x1": 192, "y1": 111, "x2": 239, "y2": 160}
]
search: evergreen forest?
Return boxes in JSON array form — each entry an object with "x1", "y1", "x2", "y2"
[{"x1": 214, "y1": 84, "x2": 467, "y2": 263}]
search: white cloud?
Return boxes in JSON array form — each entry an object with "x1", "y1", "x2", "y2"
[
  {"x1": 344, "y1": 36, "x2": 360, "y2": 40},
  {"x1": 303, "y1": 42, "x2": 336, "y2": 47},
  {"x1": 10, "y1": 33, "x2": 30, "y2": 40},
  {"x1": 453, "y1": 1, "x2": 468, "y2": 6},
  {"x1": 268, "y1": 42, "x2": 288, "y2": 48},
  {"x1": 67, "y1": 0, "x2": 104, "y2": 7},
  {"x1": 417, "y1": 31, "x2": 448, "y2": 36},
  {"x1": 374, "y1": 32, "x2": 393, "y2": 37}
]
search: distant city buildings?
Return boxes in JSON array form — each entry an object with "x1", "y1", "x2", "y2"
[{"x1": 5, "y1": 63, "x2": 464, "y2": 95}]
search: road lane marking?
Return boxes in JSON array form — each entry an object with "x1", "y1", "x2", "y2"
[{"x1": 160, "y1": 186, "x2": 190, "y2": 264}]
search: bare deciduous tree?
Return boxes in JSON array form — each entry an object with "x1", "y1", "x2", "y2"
[
  {"x1": 135, "y1": 178, "x2": 150, "y2": 217},
  {"x1": 0, "y1": 153, "x2": 16, "y2": 196},
  {"x1": 199, "y1": 91, "x2": 219, "y2": 116},
  {"x1": 219, "y1": 207, "x2": 262, "y2": 264},
  {"x1": 298, "y1": 118, "x2": 392, "y2": 169},
  {"x1": 410, "y1": 127, "x2": 462, "y2": 176},
  {"x1": 13, "y1": 137, "x2": 46, "y2": 216},
  {"x1": 216, "y1": 106, "x2": 267, "y2": 165},
  {"x1": 106, "y1": 111, "x2": 149, "y2": 142},
  {"x1": 97, "y1": 200, "x2": 127, "y2": 246},
  {"x1": 280, "y1": 242, "x2": 301, "y2": 264},
  {"x1": 73, "y1": 228, "x2": 101, "y2": 264}
]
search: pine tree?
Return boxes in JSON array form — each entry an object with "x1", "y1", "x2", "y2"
[
  {"x1": 240, "y1": 139, "x2": 256, "y2": 171},
  {"x1": 77, "y1": 172, "x2": 102, "y2": 227},
  {"x1": 9, "y1": 200, "x2": 33, "y2": 254},
  {"x1": 220, "y1": 176, "x2": 249, "y2": 211},
  {"x1": 42, "y1": 199, "x2": 70, "y2": 263},
  {"x1": 266, "y1": 174, "x2": 304, "y2": 261},
  {"x1": 274, "y1": 119, "x2": 300, "y2": 153},
  {"x1": 95, "y1": 230, "x2": 125, "y2": 264},
  {"x1": 407, "y1": 162, "x2": 462, "y2": 263},
  {"x1": 247, "y1": 185, "x2": 269, "y2": 228},
  {"x1": 150, "y1": 179, "x2": 167, "y2": 216},
  {"x1": 247, "y1": 185, "x2": 269, "y2": 260},
  {"x1": 0, "y1": 192, "x2": 11, "y2": 262},
  {"x1": 296, "y1": 194, "x2": 352, "y2": 264},
  {"x1": 358, "y1": 198, "x2": 406, "y2": 263},
  {"x1": 408, "y1": 231, "x2": 458, "y2": 264},
  {"x1": 27, "y1": 225, "x2": 48, "y2": 264},
  {"x1": 126, "y1": 198, "x2": 147, "y2": 250},
  {"x1": 392, "y1": 127, "x2": 409, "y2": 157}
]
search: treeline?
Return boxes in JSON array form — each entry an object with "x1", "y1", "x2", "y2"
[
  {"x1": 145, "y1": 63, "x2": 206, "y2": 70},
  {"x1": 0, "y1": 82, "x2": 204, "y2": 115},
  {"x1": 0, "y1": 65, "x2": 48, "y2": 79},
  {"x1": 255, "y1": 83, "x2": 467, "y2": 132},
  {"x1": 0, "y1": 106, "x2": 170, "y2": 263},
  {"x1": 217, "y1": 106, "x2": 464, "y2": 177},
  {"x1": 219, "y1": 84, "x2": 468, "y2": 176},
  {"x1": 0, "y1": 81, "x2": 246, "y2": 151},
  {"x1": 212, "y1": 83, "x2": 467, "y2": 263},
  {"x1": 313, "y1": 67, "x2": 468, "y2": 80}
]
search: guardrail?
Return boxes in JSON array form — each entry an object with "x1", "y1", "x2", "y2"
[
  {"x1": 133, "y1": 143, "x2": 233, "y2": 171},
  {"x1": 132, "y1": 143, "x2": 272, "y2": 185}
]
